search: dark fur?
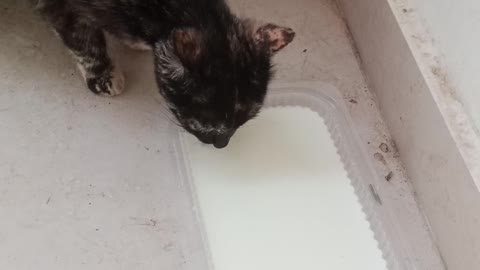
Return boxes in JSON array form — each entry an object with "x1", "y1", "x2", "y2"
[{"x1": 38, "y1": 0, "x2": 295, "y2": 148}]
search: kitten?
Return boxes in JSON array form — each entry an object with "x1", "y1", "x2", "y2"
[{"x1": 38, "y1": 0, "x2": 295, "y2": 148}]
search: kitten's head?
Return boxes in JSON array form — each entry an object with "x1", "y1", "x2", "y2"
[{"x1": 154, "y1": 21, "x2": 295, "y2": 148}]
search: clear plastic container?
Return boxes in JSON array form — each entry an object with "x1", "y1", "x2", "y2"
[{"x1": 169, "y1": 81, "x2": 417, "y2": 270}]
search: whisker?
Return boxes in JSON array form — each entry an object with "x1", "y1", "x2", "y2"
[
  {"x1": 159, "y1": 109, "x2": 184, "y2": 129},
  {"x1": 151, "y1": 93, "x2": 183, "y2": 127},
  {"x1": 158, "y1": 103, "x2": 183, "y2": 127}
]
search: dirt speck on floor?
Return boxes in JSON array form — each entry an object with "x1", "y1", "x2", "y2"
[
  {"x1": 379, "y1": 143, "x2": 389, "y2": 153},
  {"x1": 369, "y1": 184, "x2": 382, "y2": 205},
  {"x1": 374, "y1": 152, "x2": 387, "y2": 165},
  {"x1": 385, "y1": 171, "x2": 394, "y2": 181}
]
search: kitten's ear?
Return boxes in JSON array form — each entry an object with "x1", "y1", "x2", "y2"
[
  {"x1": 173, "y1": 28, "x2": 202, "y2": 65},
  {"x1": 254, "y1": 23, "x2": 295, "y2": 54}
]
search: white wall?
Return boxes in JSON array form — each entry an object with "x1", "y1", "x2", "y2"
[{"x1": 414, "y1": 0, "x2": 480, "y2": 132}]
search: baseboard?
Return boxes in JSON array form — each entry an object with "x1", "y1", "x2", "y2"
[{"x1": 336, "y1": 0, "x2": 480, "y2": 269}]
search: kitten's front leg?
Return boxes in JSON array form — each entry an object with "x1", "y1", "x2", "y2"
[{"x1": 54, "y1": 20, "x2": 124, "y2": 96}]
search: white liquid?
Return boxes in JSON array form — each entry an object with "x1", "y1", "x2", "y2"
[{"x1": 184, "y1": 107, "x2": 387, "y2": 270}]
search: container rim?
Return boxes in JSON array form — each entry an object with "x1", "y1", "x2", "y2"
[{"x1": 170, "y1": 81, "x2": 415, "y2": 270}]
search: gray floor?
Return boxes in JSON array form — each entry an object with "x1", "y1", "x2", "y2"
[{"x1": 0, "y1": 0, "x2": 443, "y2": 269}]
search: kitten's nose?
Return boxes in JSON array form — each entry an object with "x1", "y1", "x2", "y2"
[{"x1": 213, "y1": 134, "x2": 230, "y2": 149}]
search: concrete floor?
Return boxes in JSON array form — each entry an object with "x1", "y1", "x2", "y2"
[{"x1": 0, "y1": 0, "x2": 443, "y2": 269}]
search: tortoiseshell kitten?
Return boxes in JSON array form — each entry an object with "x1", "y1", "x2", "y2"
[{"x1": 38, "y1": 0, "x2": 295, "y2": 148}]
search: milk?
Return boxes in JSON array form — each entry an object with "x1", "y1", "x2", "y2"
[{"x1": 184, "y1": 107, "x2": 387, "y2": 270}]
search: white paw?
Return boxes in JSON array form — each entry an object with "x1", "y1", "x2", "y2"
[
  {"x1": 85, "y1": 68, "x2": 125, "y2": 97},
  {"x1": 104, "y1": 69, "x2": 125, "y2": 96}
]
